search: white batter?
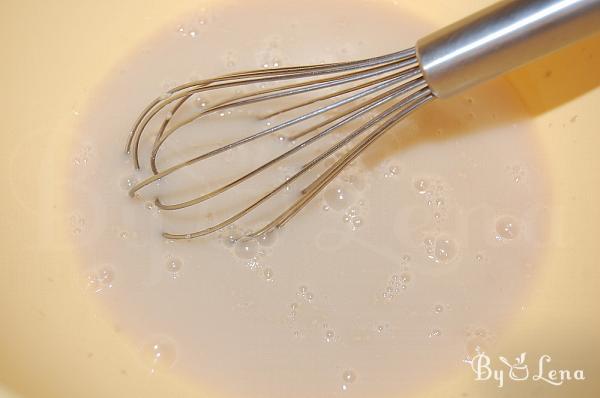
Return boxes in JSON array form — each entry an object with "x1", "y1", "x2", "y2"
[{"x1": 69, "y1": 0, "x2": 551, "y2": 397}]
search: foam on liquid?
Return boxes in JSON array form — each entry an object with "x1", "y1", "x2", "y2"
[{"x1": 70, "y1": 0, "x2": 551, "y2": 397}]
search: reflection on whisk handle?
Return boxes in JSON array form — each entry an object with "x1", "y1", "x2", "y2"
[{"x1": 417, "y1": 0, "x2": 600, "y2": 98}]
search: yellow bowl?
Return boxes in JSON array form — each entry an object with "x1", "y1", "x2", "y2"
[{"x1": 1, "y1": 0, "x2": 599, "y2": 397}]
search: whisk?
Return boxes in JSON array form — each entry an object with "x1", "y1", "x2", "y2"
[{"x1": 126, "y1": 0, "x2": 600, "y2": 239}]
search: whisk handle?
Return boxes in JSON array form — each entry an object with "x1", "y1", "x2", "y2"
[{"x1": 416, "y1": 0, "x2": 600, "y2": 98}]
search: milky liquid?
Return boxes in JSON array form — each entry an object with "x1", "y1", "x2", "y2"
[{"x1": 69, "y1": 0, "x2": 551, "y2": 397}]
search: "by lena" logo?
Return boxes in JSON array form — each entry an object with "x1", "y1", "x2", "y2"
[{"x1": 467, "y1": 351, "x2": 585, "y2": 388}]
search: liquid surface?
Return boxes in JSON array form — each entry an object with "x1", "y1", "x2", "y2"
[{"x1": 70, "y1": 0, "x2": 551, "y2": 397}]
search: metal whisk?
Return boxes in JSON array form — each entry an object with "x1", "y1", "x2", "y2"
[{"x1": 126, "y1": 0, "x2": 599, "y2": 239}]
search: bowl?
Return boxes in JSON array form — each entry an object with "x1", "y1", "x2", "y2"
[{"x1": 1, "y1": 0, "x2": 599, "y2": 396}]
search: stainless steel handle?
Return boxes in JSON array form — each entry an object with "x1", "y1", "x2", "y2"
[{"x1": 416, "y1": 0, "x2": 600, "y2": 98}]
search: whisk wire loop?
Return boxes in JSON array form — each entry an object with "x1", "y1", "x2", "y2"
[{"x1": 127, "y1": 48, "x2": 433, "y2": 238}]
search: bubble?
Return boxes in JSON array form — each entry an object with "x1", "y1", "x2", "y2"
[
  {"x1": 87, "y1": 267, "x2": 114, "y2": 293},
  {"x1": 120, "y1": 175, "x2": 138, "y2": 191},
  {"x1": 245, "y1": 257, "x2": 260, "y2": 270},
  {"x1": 285, "y1": 302, "x2": 298, "y2": 320},
  {"x1": 342, "y1": 370, "x2": 356, "y2": 383},
  {"x1": 425, "y1": 236, "x2": 458, "y2": 264},
  {"x1": 325, "y1": 330, "x2": 335, "y2": 343},
  {"x1": 144, "y1": 201, "x2": 155, "y2": 210},
  {"x1": 351, "y1": 217, "x2": 363, "y2": 228},
  {"x1": 263, "y1": 268, "x2": 273, "y2": 281},
  {"x1": 342, "y1": 206, "x2": 363, "y2": 230},
  {"x1": 86, "y1": 274, "x2": 100, "y2": 291},
  {"x1": 235, "y1": 237, "x2": 258, "y2": 259},
  {"x1": 429, "y1": 329, "x2": 442, "y2": 338},
  {"x1": 297, "y1": 286, "x2": 314, "y2": 301},
  {"x1": 142, "y1": 340, "x2": 177, "y2": 372},
  {"x1": 414, "y1": 178, "x2": 429, "y2": 194},
  {"x1": 433, "y1": 304, "x2": 444, "y2": 314},
  {"x1": 324, "y1": 185, "x2": 355, "y2": 210},
  {"x1": 297, "y1": 287, "x2": 313, "y2": 302},
  {"x1": 495, "y1": 216, "x2": 519, "y2": 240},
  {"x1": 384, "y1": 270, "x2": 412, "y2": 298},
  {"x1": 508, "y1": 165, "x2": 525, "y2": 183},
  {"x1": 400, "y1": 272, "x2": 411, "y2": 285},
  {"x1": 166, "y1": 257, "x2": 182, "y2": 273},
  {"x1": 257, "y1": 230, "x2": 277, "y2": 246},
  {"x1": 435, "y1": 238, "x2": 457, "y2": 263},
  {"x1": 98, "y1": 268, "x2": 114, "y2": 285},
  {"x1": 72, "y1": 144, "x2": 96, "y2": 169},
  {"x1": 223, "y1": 228, "x2": 242, "y2": 248}
]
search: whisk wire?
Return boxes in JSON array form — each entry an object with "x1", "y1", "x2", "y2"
[
  {"x1": 127, "y1": 49, "x2": 416, "y2": 167},
  {"x1": 155, "y1": 75, "x2": 426, "y2": 212},
  {"x1": 150, "y1": 60, "x2": 418, "y2": 166},
  {"x1": 127, "y1": 48, "x2": 433, "y2": 239},
  {"x1": 161, "y1": 85, "x2": 432, "y2": 239}
]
